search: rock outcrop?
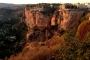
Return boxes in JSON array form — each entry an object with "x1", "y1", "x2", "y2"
[
  {"x1": 21, "y1": 6, "x2": 86, "y2": 41},
  {"x1": 76, "y1": 20, "x2": 90, "y2": 41},
  {"x1": 51, "y1": 9, "x2": 85, "y2": 30},
  {"x1": 22, "y1": 7, "x2": 51, "y2": 40},
  {"x1": 23, "y1": 7, "x2": 51, "y2": 28}
]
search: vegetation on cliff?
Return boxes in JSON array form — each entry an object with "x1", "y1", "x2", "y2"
[
  {"x1": 41, "y1": 7, "x2": 56, "y2": 15},
  {"x1": 0, "y1": 4, "x2": 90, "y2": 60},
  {"x1": 9, "y1": 30, "x2": 90, "y2": 60},
  {"x1": 9, "y1": 10, "x2": 90, "y2": 60},
  {"x1": 39, "y1": 3, "x2": 58, "y2": 15}
]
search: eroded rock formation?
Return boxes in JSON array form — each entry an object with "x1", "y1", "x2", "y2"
[
  {"x1": 76, "y1": 20, "x2": 90, "y2": 41},
  {"x1": 23, "y1": 7, "x2": 51, "y2": 28},
  {"x1": 51, "y1": 9, "x2": 85, "y2": 30},
  {"x1": 21, "y1": 6, "x2": 86, "y2": 41}
]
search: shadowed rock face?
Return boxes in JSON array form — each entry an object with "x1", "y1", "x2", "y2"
[{"x1": 21, "y1": 7, "x2": 86, "y2": 41}]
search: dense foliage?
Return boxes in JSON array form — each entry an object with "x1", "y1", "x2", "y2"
[
  {"x1": 41, "y1": 7, "x2": 56, "y2": 15},
  {"x1": 38, "y1": 3, "x2": 59, "y2": 15}
]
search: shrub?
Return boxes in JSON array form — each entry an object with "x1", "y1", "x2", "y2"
[{"x1": 41, "y1": 7, "x2": 56, "y2": 15}]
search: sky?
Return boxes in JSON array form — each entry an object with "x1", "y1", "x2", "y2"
[{"x1": 0, "y1": 0, "x2": 90, "y2": 4}]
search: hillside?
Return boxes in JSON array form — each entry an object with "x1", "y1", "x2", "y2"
[
  {"x1": 0, "y1": 3, "x2": 29, "y2": 8},
  {"x1": 9, "y1": 29, "x2": 90, "y2": 60},
  {"x1": 9, "y1": 4, "x2": 90, "y2": 60},
  {"x1": 0, "y1": 3, "x2": 16, "y2": 8},
  {"x1": 0, "y1": 3, "x2": 90, "y2": 60}
]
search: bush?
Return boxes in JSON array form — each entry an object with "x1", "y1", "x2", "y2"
[{"x1": 41, "y1": 7, "x2": 56, "y2": 15}]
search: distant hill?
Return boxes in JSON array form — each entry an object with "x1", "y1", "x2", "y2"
[
  {"x1": 0, "y1": 3, "x2": 31, "y2": 8},
  {"x1": 0, "y1": 3, "x2": 17, "y2": 8},
  {"x1": 0, "y1": 6, "x2": 24, "y2": 21}
]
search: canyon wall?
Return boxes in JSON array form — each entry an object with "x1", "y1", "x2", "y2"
[
  {"x1": 22, "y1": 6, "x2": 86, "y2": 40},
  {"x1": 23, "y1": 7, "x2": 85, "y2": 30},
  {"x1": 22, "y1": 7, "x2": 51, "y2": 40},
  {"x1": 51, "y1": 9, "x2": 85, "y2": 30},
  {"x1": 23, "y1": 7, "x2": 51, "y2": 28}
]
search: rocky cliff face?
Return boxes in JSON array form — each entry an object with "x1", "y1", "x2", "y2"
[
  {"x1": 51, "y1": 9, "x2": 85, "y2": 30},
  {"x1": 22, "y1": 7, "x2": 51, "y2": 40},
  {"x1": 21, "y1": 7, "x2": 86, "y2": 41},
  {"x1": 23, "y1": 7, "x2": 51, "y2": 28}
]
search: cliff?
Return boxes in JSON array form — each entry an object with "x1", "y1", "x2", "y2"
[
  {"x1": 21, "y1": 6, "x2": 86, "y2": 41},
  {"x1": 8, "y1": 5, "x2": 90, "y2": 60},
  {"x1": 76, "y1": 20, "x2": 90, "y2": 41},
  {"x1": 22, "y1": 7, "x2": 52, "y2": 41},
  {"x1": 76, "y1": 12, "x2": 90, "y2": 41},
  {"x1": 23, "y1": 7, "x2": 51, "y2": 28},
  {"x1": 51, "y1": 9, "x2": 85, "y2": 30}
]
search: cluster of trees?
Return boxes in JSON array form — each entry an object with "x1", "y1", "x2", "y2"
[
  {"x1": 39, "y1": 3, "x2": 59, "y2": 15},
  {"x1": 26, "y1": 3, "x2": 60, "y2": 15}
]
